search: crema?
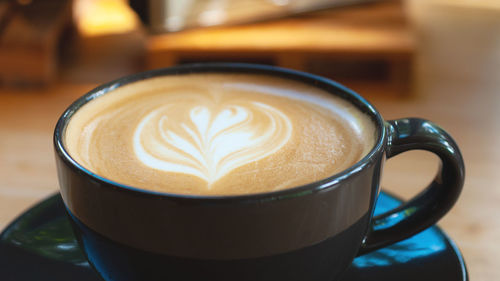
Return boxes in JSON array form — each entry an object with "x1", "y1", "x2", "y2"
[{"x1": 64, "y1": 73, "x2": 375, "y2": 195}]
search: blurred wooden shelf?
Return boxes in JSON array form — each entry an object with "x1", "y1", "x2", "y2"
[
  {"x1": 0, "y1": 0, "x2": 72, "y2": 87},
  {"x1": 147, "y1": 0, "x2": 414, "y2": 94}
]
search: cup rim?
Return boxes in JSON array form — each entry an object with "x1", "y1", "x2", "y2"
[{"x1": 54, "y1": 63, "x2": 386, "y2": 203}]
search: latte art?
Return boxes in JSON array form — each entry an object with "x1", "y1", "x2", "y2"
[
  {"x1": 64, "y1": 73, "x2": 376, "y2": 195},
  {"x1": 133, "y1": 102, "x2": 292, "y2": 186}
]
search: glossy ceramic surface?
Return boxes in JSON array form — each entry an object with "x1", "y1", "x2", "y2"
[
  {"x1": 54, "y1": 64, "x2": 387, "y2": 262},
  {"x1": 0, "y1": 191, "x2": 467, "y2": 281},
  {"x1": 51, "y1": 64, "x2": 464, "y2": 281}
]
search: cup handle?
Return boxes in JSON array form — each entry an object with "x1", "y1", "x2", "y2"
[{"x1": 357, "y1": 118, "x2": 465, "y2": 255}]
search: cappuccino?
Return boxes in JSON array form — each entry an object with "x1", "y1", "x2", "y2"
[{"x1": 65, "y1": 73, "x2": 375, "y2": 195}]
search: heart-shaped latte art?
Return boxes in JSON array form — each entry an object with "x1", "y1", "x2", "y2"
[{"x1": 133, "y1": 102, "x2": 293, "y2": 187}]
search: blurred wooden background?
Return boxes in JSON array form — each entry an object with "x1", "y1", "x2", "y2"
[
  {"x1": 0, "y1": 0, "x2": 413, "y2": 94},
  {"x1": 0, "y1": 0, "x2": 72, "y2": 86},
  {"x1": 1, "y1": 0, "x2": 499, "y2": 280}
]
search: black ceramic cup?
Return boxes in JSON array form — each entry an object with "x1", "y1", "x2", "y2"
[{"x1": 54, "y1": 63, "x2": 464, "y2": 281}]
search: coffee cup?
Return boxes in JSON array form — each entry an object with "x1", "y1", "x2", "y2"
[{"x1": 54, "y1": 63, "x2": 464, "y2": 281}]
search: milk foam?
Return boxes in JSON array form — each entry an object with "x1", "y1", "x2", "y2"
[
  {"x1": 133, "y1": 102, "x2": 292, "y2": 186},
  {"x1": 64, "y1": 73, "x2": 376, "y2": 195}
]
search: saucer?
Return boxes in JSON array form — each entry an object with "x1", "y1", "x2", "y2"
[{"x1": 0, "y1": 191, "x2": 467, "y2": 281}]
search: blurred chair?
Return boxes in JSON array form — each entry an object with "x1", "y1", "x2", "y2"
[{"x1": 0, "y1": 0, "x2": 72, "y2": 87}]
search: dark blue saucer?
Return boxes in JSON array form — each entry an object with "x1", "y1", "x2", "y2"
[{"x1": 0, "y1": 191, "x2": 467, "y2": 281}]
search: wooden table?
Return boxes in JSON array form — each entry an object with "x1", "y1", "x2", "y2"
[{"x1": 0, "y1": 68, "x2": 498, "y2": 280}]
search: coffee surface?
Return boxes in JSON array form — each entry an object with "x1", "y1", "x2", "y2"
[{"x1": 65, "y1": 73, "x2": 375, "y2": 195}]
